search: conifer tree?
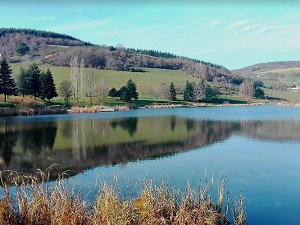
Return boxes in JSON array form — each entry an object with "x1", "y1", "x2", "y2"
[
  {"x1": 17, "y1": 67, "x2": 30, "y2": 97},
  {"x1": 0, "y1": 59, "x2": 17, "y2": 101},
  {"x1": 168, "y1": 82, "x2": 176, "y2": 101},
  {"x1": 183, "y1": 80, "x2": 194, "y2": 101},
  {"x1": 125, "y1": 79, "x2": 138, "y2": 101},
  {"x1": 27, "y1": 64, "x2": 41, "y2": 99},
  {"x1": 40, "y1": 68, "x2": 58, "y2": 101}
]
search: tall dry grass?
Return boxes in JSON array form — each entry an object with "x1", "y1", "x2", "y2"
[{"x1": 0, "y1": 166, "x2": 246, "y2": 225}]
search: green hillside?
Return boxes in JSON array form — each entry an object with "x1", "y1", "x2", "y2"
[{"x1": 9, "y1": 61, "x2": 199, "y2": 100}]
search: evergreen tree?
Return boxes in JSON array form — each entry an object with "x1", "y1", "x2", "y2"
[
  {"x1": 108, "y1": 87, "x2": 117, "y2": 98},
  {"x1": 40, "y1": 68, "x2": 58, "y2": 101},
  {"x1": 125, "y1": 79, "x2": 138, "y2": 101},
  {"x1": 183, "y1": 80, "x2": 194, "y2": 101},
  {"x1": 17, "y1": 67, "x2": 30, "y2": 97},
  {"x1": 27, "y1": 64, "x2": 41, "y2": 99},
  {"x1": 168, "y1": 82, "x2": 177, "y2": 101},
  {"x1": 254, "y1": 87, "x2": 265, "y2": 99},
  {"x1": 119, "y1": 86, "x2": 128, "y2": 102},
  {"x1": 15, "y1": 42, "x2": 30, "y2": 56},
  {"x1": 0, "y1": 59, "x2": 17, "y2": 101}
]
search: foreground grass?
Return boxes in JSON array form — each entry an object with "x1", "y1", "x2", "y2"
[{"x1": 0, "y1": 167, "x2": 246, "y2": 225}]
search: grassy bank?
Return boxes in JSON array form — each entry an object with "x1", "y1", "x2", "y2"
[{"x1": 0, "y1": 167, "x2": 246, "y2": 225}]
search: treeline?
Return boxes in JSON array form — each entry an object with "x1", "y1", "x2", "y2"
[
  {"x1": 45, "y1": 46, "x2": 242, "y2": 85},
  {"x1": 0, "y1": 29, "x2": 90, "y2": 58},
  {"x1": 0, "y1": 59, "x2": 58, "y2": 102},
  {"x1": 128, "y1": 48, "x2": 225, "y2": 69},
  {"x1": 0, "y1": 28, "x2": 91, "y2": 45},
  {"x1": 127, "y1": 48, "x2": 180, "y2": 59}
]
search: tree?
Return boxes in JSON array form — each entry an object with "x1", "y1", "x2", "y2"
[
  {"x1": 193, "y1": 78, "x2": 215, "y2": 102},
  {"x1": 239, "y1": 79, "x2": 254, "y2": 98},
  {"x1": 87, "y1": 66, "x2": 96, "y2": 104},
  {"x1": 119, "y1": 86, "x2": 128, "y2": 101},
  {"x1": 125, "y1": 79, "x2": 138, "y2": 101},
  {"x1": 70, "y1": 56, "x2": 80, "y2": 102},
  {"x1": 15, "y1": 42, "x2": 30, "y2": 56},
  {"x1": 183, "y1": 80, "x2": 194, "y2": 101},
  {"x1": 17, "y1": 67, "x2": 30, "y2": 97},
  {"x1": 193, "y1": 80, "x2": 206, "y2": 102},
  {"x1": 40, "y1": 68, "x2": 58, "y2": 101},
  {"x1": 168, "y1": 82, "x2": 176, "y2": 101},
  {"x1": 152, "y1": 84, "x2": 162, "y2": 103},
  {"x1": 0, "y1": 59, "x2": 17, "y2": 101},
  {"x1": 59, "y1": 80, "x2": 72, "y2": 106},
  {"x1": 97, "y1": 78, "x2": 108, "y2": 102},
  {"x1": 108, "y1": 87, "x2": 117, "y2": 99},
  {"x1": 26, "y1": 64, "x2": 41, "y2": 99},
  {"x1": 80, "y1": 58, "x2": 85, "y2": 102},
  {"x1": 254, "y1": 87, "x2": 265, "y2": 99}
]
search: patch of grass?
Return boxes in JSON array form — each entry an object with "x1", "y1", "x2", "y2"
[
  {"x1": 0, "y1": 166, "x2": 246, "y2": 225},
  {"x1": 213, "y1": 94, "x2": 248, "y2": 104},
  {"x1": 263, "y1": 88, "x2": 300, "y2": 102}
]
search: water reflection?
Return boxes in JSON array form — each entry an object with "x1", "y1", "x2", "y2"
[
  {"x1": 0, "y1": 115, "x2": 299, "y2": 177},
  {"x1": 110, "y1": 118, "x2": 138, "y2": 137}
]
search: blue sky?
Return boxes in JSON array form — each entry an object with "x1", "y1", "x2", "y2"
[{"x1": 2, "y1": 0, "x2": 300, "y2": 69}]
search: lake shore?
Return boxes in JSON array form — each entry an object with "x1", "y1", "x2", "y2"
[{"x1": 0, "y1": 100, "x2": 299, "y2": 117}]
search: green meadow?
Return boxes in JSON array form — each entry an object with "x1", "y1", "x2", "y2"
[{"x1": 10, "y1": 62, "x2": 199, "y2": 99}]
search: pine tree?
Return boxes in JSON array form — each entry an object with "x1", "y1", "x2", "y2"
[
  {"x1": 168, "y1": 82, "x2": 176, "y2": 101},
  {"x1": 183, "y1": 80, "x2": 194, "y2": 102},
  {"x1": 17, "y1": 67, "x2": 30, "y2": 97},
  {"x1": 125, "y1": 79, "x2": 138, "y2": 101},
  {"x1": 0, "y1": 59, "x2": 17, "y2": 102},
  {"x1": 27, "y1": 64, "x2": 41, "y2": 99},
  {"x1": 40, "y1": 68, "x2": 58, "y2": 101}
]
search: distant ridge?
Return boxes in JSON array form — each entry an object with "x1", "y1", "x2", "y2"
[
  {"x1": 232, "y1": 60, "x2": 300, "y2": 77},
  {"x1": 0, "y1": 27, "x2": 93, "y2": 46}
]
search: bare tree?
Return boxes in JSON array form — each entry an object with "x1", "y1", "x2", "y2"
[
  {"x1": 193, "y1": 80, "x2": 206, "y2": 102},
  {"x1": 151, "y1": 84, "x2": 163, "y2": 104},
  {"x1": 87, "y1": 65, "x2": 96, "y2": 104},
  {"x1": 70, "y1": 56, "x2": 80, "y2": 102},
  {"x1": 80, "y1": 58, "x2": 85, "y2": 102},
  {"x1": 239, "y1": 79, "x2": 254, "y2": 98},
  {"x1": 97, "y1": 78, "x2": 108, "y2": 102}
]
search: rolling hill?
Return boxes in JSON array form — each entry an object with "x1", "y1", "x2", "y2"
[
  {"x1": 0, "y1": 28, "x2": 241, "y2": 86},
  {"x1": 232, "y1": 61, "x2": 300, "y2": 86}
]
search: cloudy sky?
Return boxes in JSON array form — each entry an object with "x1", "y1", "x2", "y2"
[{"x1": 2, "y1": 0, "x2": 300, "y2": 69}]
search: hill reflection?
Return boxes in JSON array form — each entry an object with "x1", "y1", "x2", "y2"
[{"x1": 0, "y1": 116, "x2": 299, "y2": 177}]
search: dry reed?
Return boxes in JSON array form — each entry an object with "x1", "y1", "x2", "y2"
[{"x1": 0, "y1": 166, "x2": 246, "y2": 225}]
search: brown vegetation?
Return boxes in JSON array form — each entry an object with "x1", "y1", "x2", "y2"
[{"x1": 0, "y1": 167, "x2": 246, "y2": 225}]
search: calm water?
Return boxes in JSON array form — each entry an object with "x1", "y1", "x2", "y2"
[{"x1": 1, "y1": 105, "x2": 300, "y2": 225}]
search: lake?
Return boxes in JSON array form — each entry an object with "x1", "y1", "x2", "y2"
[{"x1": 0, "y1": 105, "x2": 300, "y2": 225}]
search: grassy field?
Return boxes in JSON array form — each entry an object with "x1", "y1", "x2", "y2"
[
  {"x1": 9, "y1": 61, "x2": 199, "y2": 99},
  {"x1": 248, "y1": 67, "x2": 300, "y2": 86},
  {"x1": 263, "y1": 88, "x2": 300, "y2": 102},
  {"x1": 5, "y1": 61, "x2": 299, "y2": 106}
]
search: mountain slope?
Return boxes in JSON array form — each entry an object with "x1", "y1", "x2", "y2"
[{"x1": 0, "y1": 28, "x2": 243, "y2": 86}]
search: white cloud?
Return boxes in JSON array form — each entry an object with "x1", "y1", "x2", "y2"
[
  {"x1": 207, "y1": 19, "x2": 224, "y2": 27},
  {"x1": 229, "y1": 20, "x2": 248, "y2": 28}
]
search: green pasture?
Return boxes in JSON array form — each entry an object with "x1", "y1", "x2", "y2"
[{"x1": 10, "y1": 62, "x2": 198, "y2": 99}]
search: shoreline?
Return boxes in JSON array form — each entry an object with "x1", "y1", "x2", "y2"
[{"x1": 0, "y1": 101, "x2": 299, "y2": 117}]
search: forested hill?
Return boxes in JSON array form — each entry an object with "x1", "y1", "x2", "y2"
[{"x1": 0, "y1": 28, "x2": 241, "y2": 84}]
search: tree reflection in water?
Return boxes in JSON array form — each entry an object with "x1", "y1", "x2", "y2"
[{"x1": 0, "y1": 116, "x2": 299, "y2": 179}]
